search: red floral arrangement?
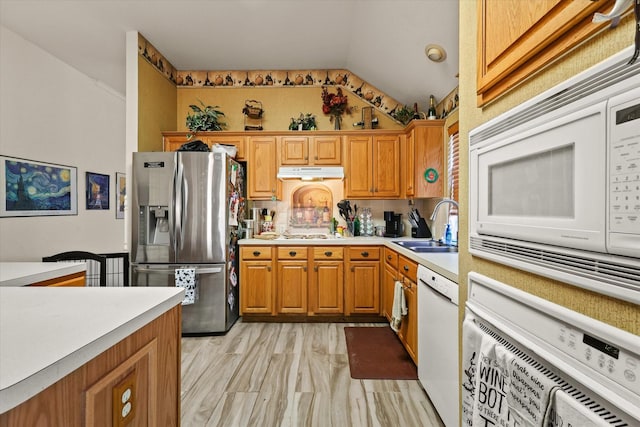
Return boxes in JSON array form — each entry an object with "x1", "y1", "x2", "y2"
[{"x1": 321, "y1": 87, "x2": 353, "y2": 118}]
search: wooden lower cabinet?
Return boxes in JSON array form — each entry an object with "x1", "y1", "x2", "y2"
[
  {"x1": 240, "y1": 245, "x2": 383, "y2": 319},
  {"x1": 309, "y1": 247, "x2": 344, "y2": 315},
  {"x1": 345, "y1": 247, "x2": 381, "y2": 315},
  {"x1": 240, "y1": 246, "x2": 275, "y2": 315},
  {"x1": 0, "y1": 306, "x2": 181, "y2": 427},
  {"x1": 276, "y1": 247, "x2": 308, "y2": 314},
  {"x1": 397, "y1": 255, "x2": 419, "y2": 363}
]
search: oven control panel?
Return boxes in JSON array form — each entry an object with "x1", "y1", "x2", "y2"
[{"x1": 555, "y1": 323, "x2": 639, "y2": 396}]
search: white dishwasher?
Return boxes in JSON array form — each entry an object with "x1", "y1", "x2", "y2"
[{"x1": 417, "y1": 265, "x2": 459, "y2": 427}]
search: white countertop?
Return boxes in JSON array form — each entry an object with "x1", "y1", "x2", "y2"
[
  {"x1": 0, "y1": 287, "x2": 184, "y2": 414},
  {"x1": 0, "y1": 262, "x2": 86, "y2": 287},
  {"x1": 239, "y1": 236, "x2": 459, "y2": 283}
]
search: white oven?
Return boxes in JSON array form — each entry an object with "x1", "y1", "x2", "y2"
[
  {"x1": 469, "y1": 46, "x2": 640, "y2": 304},
  {"x1": 463, "y1": 272, "x2": 640, "y2": 427}
]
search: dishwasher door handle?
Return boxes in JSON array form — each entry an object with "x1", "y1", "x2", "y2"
[{"x1": 419, "y1": 278, "x2": 455, "y2": 304}]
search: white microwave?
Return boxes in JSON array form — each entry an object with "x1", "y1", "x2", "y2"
[{"x1": 469, "y1": 46, "x2": 640, "y2": 304}]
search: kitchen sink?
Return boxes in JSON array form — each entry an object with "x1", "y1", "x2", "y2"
[{"x1": 393, "y1": 240, "x2": 458, "y2": 253}]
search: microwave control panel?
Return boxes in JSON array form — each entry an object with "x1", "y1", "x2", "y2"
[{"x1": 608, "y1": 89, "x2": 640, "y2": 257}]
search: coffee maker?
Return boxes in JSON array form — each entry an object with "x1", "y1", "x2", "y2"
[{"x1": 383, "y1": 211, "x2": 403, "y2": 237}]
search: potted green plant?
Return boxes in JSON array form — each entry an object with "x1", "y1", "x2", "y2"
[
  {"x1": 393, "y1": 105, "x2": 415, "y2": 125},
  {"x1": 186, "y1": 99, "x2": 226, "y2": 135}
]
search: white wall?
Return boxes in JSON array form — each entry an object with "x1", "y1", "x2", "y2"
[{"x1": 0, "y1": 26, "x2": 126, "y2": 261}]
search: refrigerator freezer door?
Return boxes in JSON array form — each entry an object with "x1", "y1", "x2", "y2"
[
  {"x1": 132, "y1": 264, "x2": 237, "y2": 334},
  {"x1": 175, "y1": 152, "x2": 227, "y2": 263},
  {"x1": 131, "y1": 152, "x2": 177, "y2": 264}
]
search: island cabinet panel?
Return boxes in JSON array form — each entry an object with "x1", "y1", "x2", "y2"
[
  {"x1": 29, "y1": 271, "x2": 86, "y2": 287},
  {"x1": 0, "y1": 306, "x2": 181, "y2": 427}
]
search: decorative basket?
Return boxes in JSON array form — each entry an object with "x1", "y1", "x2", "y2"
[{"x1": 242, "y1": 100, "x2": 263, "y2": 119}]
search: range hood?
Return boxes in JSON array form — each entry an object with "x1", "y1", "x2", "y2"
[{"x1": 277, "y1": 166, "x2": 344, "y2": 180}]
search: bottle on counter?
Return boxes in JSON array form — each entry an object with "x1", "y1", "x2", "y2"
[
  {"x1": 353, "y1": 217, "x2": 361, "y2": 236},
  {"x1": 322, "y1": 201, "x2": 331, "y2": 223},
  {"x1": 444, "y1": 223, "x2": 452, "y2": 245}
]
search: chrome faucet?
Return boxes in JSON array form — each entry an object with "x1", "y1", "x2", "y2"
[
  {"x1": 430, "y1": 199, "x2": 459, "y2": 243},
  {"x1": 430, "y1": 198, "x2": 459, "y2": 221}
]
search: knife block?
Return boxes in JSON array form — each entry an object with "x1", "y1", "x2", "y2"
[{"x1": 412, "y1": 218, "x2": 432, "y2": 238}]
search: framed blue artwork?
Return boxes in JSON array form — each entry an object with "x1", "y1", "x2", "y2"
[
  {"x1": 1, "y1": 155, "x2": 78, "y2": 217},
  {"x1": 86, "y1": 171, "x2": 110, "y2": 210}
]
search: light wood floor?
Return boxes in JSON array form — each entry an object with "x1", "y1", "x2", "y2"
[{"x1": 180, "y1": 320, "x2": 445, "y2": 426}]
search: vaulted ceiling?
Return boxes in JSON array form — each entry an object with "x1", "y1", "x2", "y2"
[{"x1": 0, "y1": 0, "x2": 459, "y2": 111}]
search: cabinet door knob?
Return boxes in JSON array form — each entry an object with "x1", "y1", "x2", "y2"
[
  {"x1": 303, "y1": 266, "x2": 307, "y2": 272},
  {"x1": 324, "y1": 251, "x2": 333, "y2": 257},
  {"x1": 361, "y1": 251, "x2": 369, "y2": 257},
  {"x1": 314, "y1": 266, "x2": 318, "y2": 272},
  {"x1": 387, "y1": 255, "x2": 392, "y2": 260},
  {"x1": 253, "y1": 251, "x2": 261, "y2": 256},
  {"x1": 267, "y1": 266, "x2": 271, "y2": 272},
  {"x1": 314, "y1": 155, "x2": 318, "y2": 160},
  {"x1": 403, "y1": 265, "x2": 409, "y2": 271},
  {"x1": 289, "y1": 251, "x2": 297, "y2": 256}
]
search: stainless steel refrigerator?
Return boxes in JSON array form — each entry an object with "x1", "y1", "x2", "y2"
[{"x1": 130, "y1": 151, "x2": 244, "y2": 335}]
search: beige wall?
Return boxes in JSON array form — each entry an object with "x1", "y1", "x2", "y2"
[
  {"x1": 176, "y1": 86, "x2": 403, "y2": 132},
  {"x1": 458, "y1": 3, "x2": 638, "y2": 333},
  {"x1": 138, "y1": 56, "x2": 177, "y2": 152}
]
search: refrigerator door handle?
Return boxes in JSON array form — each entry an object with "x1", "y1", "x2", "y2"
[
  {"x1": 174, "y1": 159, "x2": 184, "y2": 251},
  {"x1": 133, "y1": 266, "x2": 223, "y2": 275}
]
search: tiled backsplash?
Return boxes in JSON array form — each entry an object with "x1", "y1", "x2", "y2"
[{"x1": 250, "y1": 181, "x2": 453, "y2": 240}]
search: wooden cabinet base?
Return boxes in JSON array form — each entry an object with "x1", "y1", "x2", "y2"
[
  {"x1": 241, "y1": 314, "x2": 386, "y2": 323},
  {"x1": 0, "y1": 307, "x2": 181, "y2": 427}
]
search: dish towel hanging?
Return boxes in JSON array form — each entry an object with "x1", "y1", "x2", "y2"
[
  {"x1": 461, "y1": 315, "x2": 486, "y2": 426},
  {"x1": 543, "y1": 387, "x2": 611, "y2": 427},
  {"x1": 175, "y1": 267, "x2": 197, "y2": 305},
  {"x1": 390, "y1": 280, "x2": 407, "y2": 332}
]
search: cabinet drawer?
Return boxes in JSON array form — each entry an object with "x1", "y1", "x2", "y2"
[
  {"x1": 348, "y1": 246, "x2": 380, "y2": 260},
  {"x1": 241, "y1": 246, "x2": 273, "y2": 260},
  {"x1": 398, "y1": 255, "x2": 418, "y2": 281},
  {"x1": 383, "y1": 247, "x2": 398, "y2": 269},
  {"x1": 313, "y1": 247, "x2": 344, "y2": 260},
  {"x1": 277, "y1": 247, "x2": 308, "y2": 260}
]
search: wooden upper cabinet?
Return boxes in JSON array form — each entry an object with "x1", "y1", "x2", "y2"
[
  {"x1": 373, "y1": 134, "x2": 401, "y2": 198},
  {"x1": 344, "y1": 134, "x2": 400, "y2": 199},
  {"x1": 279, "y1": 135, "x2": 341, "y2": 165},
  {"x1": 477, "y1": 0, "x2": 617, "y2": 106},
  {"x1": 312, "y1": 135, "x2": 342, "y2": 165},
  {"x1": 206, "y1": 134, "x2": 246, "y2": 161},
  {"x1": 248, "y1": 136, "x2": 281, "y2": 200},
  {"x1": 279, "y1": 136, "x2": 309, "y2": 165},
  {"x1": 162, "y1": 132, "x2": 246, "y2": 161},
  {"x1": 344, "y1": 135, "x2": 373, "y2": 198},
  {"x1": 408, "y1": 121, "x2": 444, "y2": 199}
]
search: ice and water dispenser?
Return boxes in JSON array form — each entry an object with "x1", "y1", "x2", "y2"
[{"x1": 132, "y1": 154, "x2": 175, "y2": 263}]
